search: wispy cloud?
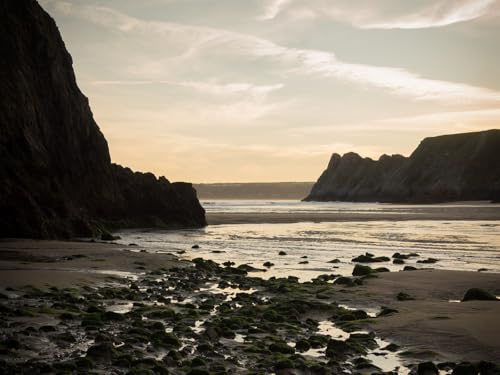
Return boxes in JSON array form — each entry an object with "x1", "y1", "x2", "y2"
[
  {"x1": 89, "y1": 79, "x2": 283, "y2": 98},
  {"x1": 260, "y1": 0, "x2": 499, "y2": 29},
  {"x1": 258, "y1": 0, "x2": 291, "y2": 20},
  {"x1": 362, "y1": 0, "x2": 498, "y2": 29},
  {"x1": 166, "y1": 81, "x2": 284, "y2": 98},
  {"x1": 89, "y1": 80, "x2": 154, "y2": 85},
  {"x1": 292, "y1": 108, "x2": 500, "y2": 135},
  {"x1": 44, "y1": 1, "x2": 500, "y2": 105}
]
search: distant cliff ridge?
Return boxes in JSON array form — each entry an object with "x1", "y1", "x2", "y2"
[
  {"x1": 195, "y1": 182, "x2": 314, "y2": 200},
  {"x1": 305, "y1": 130, "x2": 500, "y2": 203},
  {"x1": 0, "y1": 0, "x2": 205, "y2": 238}
]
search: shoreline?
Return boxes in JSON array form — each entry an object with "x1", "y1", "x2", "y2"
[
  {"x1": 207, "y1": 210, "x2": 500, "y2": 225},
  {"x1": 0, "y1": 239, "x2": 499, "y2": 372},
  {"x1": 0, "y1": 239, "x2": 183, "y2": 288}
]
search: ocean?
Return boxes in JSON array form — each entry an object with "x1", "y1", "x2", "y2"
[{"x1": 116, "y1": 200, "x2": 500, "y2": 281}]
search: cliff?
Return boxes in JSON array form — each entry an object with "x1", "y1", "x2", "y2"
[
  {"x1": 194, "y1": 182, "x2": 314, "y2": 200},
  {"x1": 0, "y1": 0, "x2": 205, "y2": 238},
  {"x1": 305, "y1": 130, "x2": 500, "y2": 203}
]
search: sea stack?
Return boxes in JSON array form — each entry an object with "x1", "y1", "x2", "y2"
[
  {"x1": 0, "y1": 0, "x2": 206, "y2": 238},
  {"x1": 305, "y1": 130, "x2": 500, "y2": 203}
]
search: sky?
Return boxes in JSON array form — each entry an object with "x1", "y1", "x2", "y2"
[{"x1": 40, "y1": 0, "x2": 500, "y2": 183}]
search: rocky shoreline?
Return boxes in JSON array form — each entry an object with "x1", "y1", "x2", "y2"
[{"x1": 0, "y1": 240, "x2": 499, "y2": 374}]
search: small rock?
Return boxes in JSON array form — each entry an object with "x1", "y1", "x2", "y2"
[
  {"x1": 418, "y1": 361, "x2": 439, "y2": 375},
  {"x1": 462, "y1": 288, "x2": 498, "y2": 302},
  {"x1": 377, "y1": 307, "x2": 398, "y2": 317},
  {"x1": 452, "y1": 362, "x2": 477, "y2": 375},
  {"x1": 352, "y1": 264, "x2": 373, "y2": 276},
  {"x1": 397, "y1": 292, "x2": 414, "y2": 301},
  {"x1": 403, "y1": 266, "x2": 417, "y2": 271},
  {"x1": 417, "y1": 257, "x2": 438, "y2": 264}
]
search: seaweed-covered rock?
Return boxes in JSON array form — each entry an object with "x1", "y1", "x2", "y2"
[
  {"x1": 352, "y1": 253, "x2": 390, "y2": 263},
  {"x1": 452, "y1": 362, "x2": 477, "y2": 375},
  {"x1": 418, "y1": 361, "x2": 439, "y2": 375},
  {"x1": 403, "y1": 266, "x2": 417, "y2": 271},
  {"x1": 397, "y1": 292, "x2": 414, "y2": 301},
  {"x1": 269, "y1": 342, "x2": 295, "y2": 354},
  {"x1": 295, "y1": 339, "x2": 311, "y2": 352},
  {"x1": 352, "y1": 264, "x2": 373, "y2": 276},
  {"x1": 377, "y1": 307, "x2": 398, "y2": 317},
  {"x1": 417, "y1": 258, "x2": 438, "y2": 264},
  {"x1": 462, "y1": 288, "x2": 498, "y2": 302},
  {"x1": 86, "y1": 342, "x2": 116, "y2": 363}
]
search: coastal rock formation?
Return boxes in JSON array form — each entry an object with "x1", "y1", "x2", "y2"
[
  {"x1": 0, "y1": 0, "x2": 205, "y2": 238},
  {"x1": 305, "y1": 130, "x2": 500, "y2": 203}
]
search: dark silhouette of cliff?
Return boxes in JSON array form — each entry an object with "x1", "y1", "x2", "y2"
[
  {"x1": 0, "y1": 0, "x2": 206, "y2": 238},
  {"x1": 305, "y1": 130, "x2": 500, "y2": 203}
]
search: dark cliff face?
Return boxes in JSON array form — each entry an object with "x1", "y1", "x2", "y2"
[
  {"x1": 0, "y1": 0, "x2": 205, "y2": 238},
  {"x1": 305, "y1": 130, "x2": 500, "y2": 203}
]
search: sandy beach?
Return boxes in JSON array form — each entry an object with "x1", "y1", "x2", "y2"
[
  {"x1": 1, "y1": 239, "x2": 499, "y2": 368},
  {"x1": 0, "y1": 239, "x2": 182, "y2": 288},
  {"x1": 207, "y1": 206, "x2": 500, "y2": 225},
  {"x1": 335, "y1": 269, "x2": 500, "y2": 363}
]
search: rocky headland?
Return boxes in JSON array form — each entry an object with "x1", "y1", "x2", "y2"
[
  {"x1": 0, "y1": 0, "x2": 205, "y2": 239},
  {"x1": 305, "y1": 130, "x2": 500, "y2": 203}
]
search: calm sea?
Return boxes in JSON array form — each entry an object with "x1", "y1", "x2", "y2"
[{"x1": 116, "y1": 200, "x2": 500, "y2": 280}]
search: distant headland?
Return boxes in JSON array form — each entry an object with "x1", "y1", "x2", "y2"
[{"x1": 305, "y1": 129, "x2": 500, "y2": 203}]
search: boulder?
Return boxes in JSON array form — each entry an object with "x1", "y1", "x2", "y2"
[{"x1": 462, "y1": 288, "x2": 498, "y2": 302}]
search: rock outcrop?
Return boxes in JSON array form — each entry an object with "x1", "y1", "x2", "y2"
[
  {"x1": 0, "y1": 0, "x2": 205, "y2": 238},
  {"x1": 305, "y1": 130, "x2": 500, "y2": 203}
]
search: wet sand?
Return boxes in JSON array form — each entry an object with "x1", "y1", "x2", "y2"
[
  {"x1": 207, "y1": 207, "x2": 500, "y2": 225},
  {"x1": 336, "y1": 269, "x2": 500, "y2": 363},
  {"x1": 0, "y1": 239, "x2": 182, "y2": 288}
]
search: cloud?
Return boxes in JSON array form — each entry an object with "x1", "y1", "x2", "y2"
[
  {"x1": 43, "y1": 1, "x2": 500, "y2": 105},
  {"x1": 362, "y1": 0, "x2": 498, "y2": 29},
  {"x1": 291, "y1": 108, "x2": 500, "y2": 135},
  {"x1": 258, "y1": 0, "x2": 292, "y2": 20},
  {"x1": 259, "y1": 0, "x2": 499, "y2": 29},
  {"x1": 89, "y1": 79, "x2": 283, "y2": 98},
  {"x1": 166, "y1": 81, "x2": 284, "y2": 98},
  {"x1": 89, "y1": 80, "x2": 155, "y2": 85}
]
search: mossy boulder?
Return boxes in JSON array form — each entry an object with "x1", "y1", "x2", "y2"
[
  {"x1": 451, "y1": 362, "x2": 477, "y2": 375},
  {"x1": 418, "y1": 361, "x2": 439, "y2": 375},
  {"x1": 295, "y1": 339, "x2": 311, "y2": 352},
  {"x1": 352, "y1": 264, "x2": 373, "y2": 276},
  {"x1": 86, "y1": 342, "x2": 116, "y2": 363},
  {"x1": 269, "y1": 342, "x2": 295, "y2": 354},
  {"x1": 352, "y1": 253, "x2": 390, "y2": 263},
  {"x1": 462, "y1": 288, "x2": 498, "y2": 302},
  {"x1": 404, "y1": 266, "x2": 417, "y2": 271}
]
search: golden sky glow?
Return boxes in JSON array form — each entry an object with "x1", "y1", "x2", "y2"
[{"x1": 41, "y1": 0, "x2": 500, "y2": 182}]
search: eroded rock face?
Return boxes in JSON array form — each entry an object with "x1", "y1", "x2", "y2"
[
  {"x1": 305, "y1": 130, "x2": 500, "y2": 203},
  {"x1": 0, "y1": 0, "x2": 205, "y2": 238}
]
